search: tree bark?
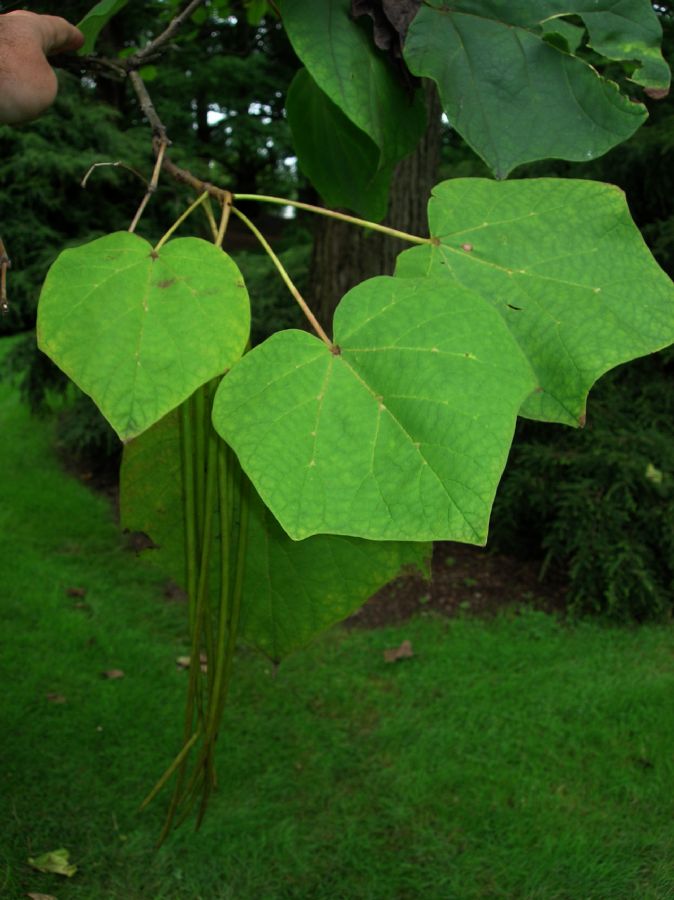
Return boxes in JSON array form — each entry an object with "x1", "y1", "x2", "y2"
[{"x1": 308, "y1": 83, "x2": 442, "y2": 336}]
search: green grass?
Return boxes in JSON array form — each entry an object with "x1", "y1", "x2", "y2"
[{"x1": 2, "y1": 342, "x2": 674, "y2": 899}]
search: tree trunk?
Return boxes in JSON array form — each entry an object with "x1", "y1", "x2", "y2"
[{"x1": 308, "y1": 83, "x2": 442, "y2": 337}]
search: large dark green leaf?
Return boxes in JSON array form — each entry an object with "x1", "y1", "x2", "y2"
[
  {"x1": 120, "y1": 411, "x2": 430, "y2": 661},
  {"x1": 403, "y1": 1, "x2": 669, "y2": 176},
  {"x1": 473, "y1": 1, "x2": 669, "y2": 93},
  {"x1": 213, "y1": 276, "x2": 537, "y2": 543},
  {"x1": 281, "y1": 0, "x2": 426, "y2": 168},
  {"x1": 286, "y1": 69, "x2": 394, "y2": 220},
  {"x1": 396, "y1": 178, "x2": 674, "y2": 426},
  {"x1": 37, "y1": 234, "x2": 250, "y2": 441}
]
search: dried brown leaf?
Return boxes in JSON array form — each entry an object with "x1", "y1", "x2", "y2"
[
  {"x1": 45, "y1": 693, "x2": 67, "y2": 704},
  {"x1": 102, "y1": 669, "x2": 125, "y2": 680},
  {"x1": 124, "y1": 530, "x2": 158, "y2": 553},
  {"x1": 163, "y1": 580, "x2": 188, "y2": 603},
  {"x1": 176, "y1": 652, "x2": 208, "y2": 671},
  {"x1": 644, "y1": 86, "x2": 670, "y2": 100},
  {"x1": 383, "y1": 639, "x2": 414, "y2": 663}
]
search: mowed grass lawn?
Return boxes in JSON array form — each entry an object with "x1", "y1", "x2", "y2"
[{"x1": 1, "y1": 340, "x2": 674, "y2": 899}]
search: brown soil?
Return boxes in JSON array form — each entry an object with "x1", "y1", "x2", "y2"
[{"x1": 348, "y1": 542, "x2": 567, "y2": 629}]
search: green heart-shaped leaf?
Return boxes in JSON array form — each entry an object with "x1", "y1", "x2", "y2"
[
  {"x1": 395, "y1": 178, "x2": 674, "y2": 426},
  {"x1": 37, "y1": 233, "x2": 250, "y2": 441},
  {"x1": 212, "y1": 276, "x2": 537, "y2": 543},
  {"x1": 120, "y1": 410, "x2": 429, "y2": 661}
]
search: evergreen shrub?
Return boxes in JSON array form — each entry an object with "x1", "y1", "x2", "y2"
[{"x1": 491, "y1": 349, "x2": 674, "y2": 621}]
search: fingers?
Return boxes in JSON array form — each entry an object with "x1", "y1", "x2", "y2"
[
  {"x1": 35, "y1": 14, "x2": 85, "y2": 55},
  {"x1": 0, "y1": 12, "x2": 83, "y2": 124},
  {"x1": 2, "y1": 12, "x2": 84, "y2": 56}
]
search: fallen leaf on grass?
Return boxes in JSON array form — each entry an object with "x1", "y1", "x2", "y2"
[
  {"x1": 66, "y1": 586, "x2": 86, "y2": 597},
  {"x1": 27, "y1": 848, "x2": 77, "y2": 877},
  {"x1": 176, "y1": 653, "x2": 208, "y2": 673},
  {"x1": 124, "y1": 530, "x2": 158, "y2": 553},
  {"x1": 45, "y1": 693, "x2": 67, "y2": 704},
  {"x1": 27, "y1": 893, "x2": 58, "y2": 899},
  {"x1": 383, "y1": 639, "x2": 414, "y2": 663},
  {"x1": 102, "y1": 669, "x2": 125, "y2": 680},
  {"x1": 163, "y1": 580, "x2": 188, "y2": 603}
]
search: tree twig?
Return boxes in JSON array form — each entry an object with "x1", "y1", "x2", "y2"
[
  {"x1": 81, "y1": 160, "x2": 147, "y2": 189},
  {"x1": 215, "y1": 193, "x2": 233, "y2": 248},
  {"x1": 159, "y1": 151, "x2": 229, "y2": 203},
  {"x1": 128, "y1": 141, "x2": 168, "y2": 233},
  {"x1": 125, "y1": 0, "x2": 207, "y2": 69},
  {"x1": 54, "y1": 0, "x2": 206, "y2": 78},
  {"x1": 128, "y1": 70, "x2": 169, "y2": 141},
  {"x1": 52, "y1": 55, "x2": 127, "y2": 79}
]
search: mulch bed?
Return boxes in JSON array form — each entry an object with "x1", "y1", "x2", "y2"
[{"x1": 348, "y1": 541, "x2": 568, "y2": 629}]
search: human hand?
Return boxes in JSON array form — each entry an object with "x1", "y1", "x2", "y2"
[{"x1": 0, "y1": 11, "x2": 84, "y2": 125}]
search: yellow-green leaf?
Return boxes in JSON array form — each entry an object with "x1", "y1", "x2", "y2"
[
  {"x1": 396, "y1": 178, "x2": 674, "y2": 426},
  {"x1": 37, "y1": 233, "x2": 250, "y2": 441},
  {"x1": 213, "y1": 277, "x2": 537, "y2": 543},
  {"x1": 28, "y1": 848, "x2": 77, "y2": 878}
]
